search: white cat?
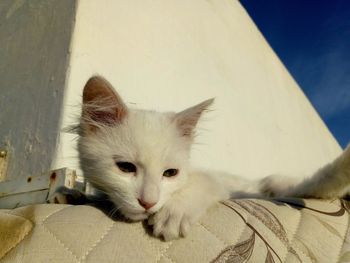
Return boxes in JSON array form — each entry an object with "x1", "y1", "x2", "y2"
[{"x1": 60, "y1": 76, "x2": 350, "y2": 241}]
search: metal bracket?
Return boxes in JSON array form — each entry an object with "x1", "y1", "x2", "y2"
[{"x1": 0, "y1": 168, "x2": 82, "y2": 209}]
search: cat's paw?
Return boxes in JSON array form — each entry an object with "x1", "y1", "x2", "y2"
[
  {"x1": 47, "y1": 187, "x2": 88, "y2": 205},
  {"x1": 259, "y1": 175, "x2": 298, "y2": 197},
  {"x1": 148, "y1": 201, "x2": 195, "y2": 241}
]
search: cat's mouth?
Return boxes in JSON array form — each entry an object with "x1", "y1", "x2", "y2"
[
  {"x1": 122, "y1": 203, "x2": 162, "y2": 221},
  {"x1": 109, "y1": 196, "x2": 158, "y2": 221}
]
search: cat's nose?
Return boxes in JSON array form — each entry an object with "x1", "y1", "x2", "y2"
[{"x1": 138, "y1": 199, "x2": 156, "y2": 210}]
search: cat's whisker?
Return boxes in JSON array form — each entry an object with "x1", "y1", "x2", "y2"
[{"x1": 108, "y1": 205, "x2": 123, "y2": 218}]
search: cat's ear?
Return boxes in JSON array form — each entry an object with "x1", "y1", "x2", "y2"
[
  {"x1": 174, "y1": 98, "x2": 214, "y2": 137},
  {"x1": 81, "y1": 76, "x2": 128, "y2": 132}
]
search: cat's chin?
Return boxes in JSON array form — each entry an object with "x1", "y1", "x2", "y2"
[{"x1": 123, "y1": 211, "x2": 149, "y2": 221}]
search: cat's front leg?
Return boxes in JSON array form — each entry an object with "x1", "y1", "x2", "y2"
[
  {"x1": 148, "y1": 170, "x2": 229, "y2": 241},
  {"x1": 148, "y1": 194, "x2": 197, "y2": 241}
]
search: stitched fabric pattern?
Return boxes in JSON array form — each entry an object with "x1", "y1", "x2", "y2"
[{"x1": 1, "y1": 200, "x2": 349, "y2": 263}]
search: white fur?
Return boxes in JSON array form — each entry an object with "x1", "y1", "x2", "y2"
[
  {"x1": 79, "y1": 110, "x2": 191, "y2": 221},
  {"x1": 260, "y1": 144, "x2": 350, "y2": 199},
  {"x1": 78, "y1": 76, "x2": 350, "y2": 240}
]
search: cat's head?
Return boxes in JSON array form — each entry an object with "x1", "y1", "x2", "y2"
[{"x1": 78, "y1": 76, "x2": 213, "y2": 221}]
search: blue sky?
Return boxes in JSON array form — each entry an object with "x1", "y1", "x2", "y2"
[{"x1": 240, "y1": 0, "x2": 350, "y2": 148}]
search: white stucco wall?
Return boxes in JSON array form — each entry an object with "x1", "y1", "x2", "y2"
[{"x1": 54, "y1": 0, "x2": 341, "y2": 179}]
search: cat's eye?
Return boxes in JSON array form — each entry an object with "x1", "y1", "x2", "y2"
[
  {"x1": 163, "y1": 169, "x2": 179, "y2": 177},
  {"x1": 116, "y1": 162, "x2": 137, "y2": 173}
]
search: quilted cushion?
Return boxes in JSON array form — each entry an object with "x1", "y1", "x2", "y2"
[
  {"x1": 0, "y1": 211, "x2": 32, "y2": 259},
  {"x1": 1, "y1": 198, "x2": 350, "y2": 262}
]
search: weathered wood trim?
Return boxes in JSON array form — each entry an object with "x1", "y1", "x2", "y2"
[{"x1": 0, "y1": 0, "x2": 77, "y2": 180}]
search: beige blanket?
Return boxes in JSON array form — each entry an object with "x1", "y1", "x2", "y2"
[{"x1": 1, "y1": 199, "x2": 350, "y2": 262}]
